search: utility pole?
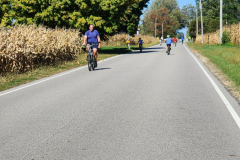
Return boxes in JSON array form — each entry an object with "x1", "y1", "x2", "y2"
[
  {"x1": 196, "y1": 6, "x2": 198, "y2": 36},
  {"x1": 128, "y1": 34, "x2": 130, "y2": 49},
  {"x1": 220, "y1": 0, "x2": 222, "y2": 44},
  {"x1": 162, "y1": 23, "x2": 163, "y2": 39},
  {"x1": 200, "y1": 0, "x2": 203, "y2": 44},
  {"x1": 155, "y1": 17, "x2": 157, "y2": 39}
]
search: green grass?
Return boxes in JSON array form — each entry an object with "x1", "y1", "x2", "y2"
[
  {"x1": 186, "y1": 42, "x2": 240, "y2": 89},
  {"x1": 0, "y1": 42, "x2": 158, "y2": 91}
]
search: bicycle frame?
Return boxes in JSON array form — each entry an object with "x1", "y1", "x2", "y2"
[{"x1": 84, "y1": 43, "x2": 98, "y2": 71}]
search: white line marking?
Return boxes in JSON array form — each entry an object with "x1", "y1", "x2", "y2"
[
  {"x1": 184, "y1": 44, "x2": 240, "y2": 128},
  {"x1": 0, "y1": 54, "x2": 123, "y2": 97}
]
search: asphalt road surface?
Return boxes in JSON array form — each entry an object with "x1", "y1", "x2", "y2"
[{"x1": 1, "y1": 43, "x2": 240, "y2": 160}]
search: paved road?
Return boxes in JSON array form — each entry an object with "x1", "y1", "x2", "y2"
[{"x1": 1, "y1": 43, "x2": 240, "y2": 159}]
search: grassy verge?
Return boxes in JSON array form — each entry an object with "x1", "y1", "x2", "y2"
[
  {"x1": 186, "y1": 42, "x2": 240, "y2": 100},
  {"x1": 0, "y1": 42, "x2": 158, "y2": 91}
]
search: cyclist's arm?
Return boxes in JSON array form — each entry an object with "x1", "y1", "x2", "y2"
[
  {"x1": 83, "y1": 35, "x2": 87, "y2": 45},
  {"x1": 97, "y1": 36, "x2": 101, "y2": 49}
]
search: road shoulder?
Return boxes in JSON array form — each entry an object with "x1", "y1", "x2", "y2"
[{"x1": 186, "y1": 43, "x2": 240, "y2": 104}]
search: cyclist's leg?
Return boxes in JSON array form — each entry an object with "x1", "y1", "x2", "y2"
[
  {"x1": 166, "y1": 44, "x2": 169, "y2": 53},
  {"x1": 86, "y1": 45, "x2": 89, "y2": 60},
  {"x1": 93, "y1": 48, "x2": 98, "y2": 62}
]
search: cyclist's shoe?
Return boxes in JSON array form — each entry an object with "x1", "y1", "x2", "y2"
[
  {"x1": 166, "y1": 51, "x2": 168, "y2": 53},
  {"x1": 86, "y1": 56, "x2": 89, "y2": 61},
  {"x1": 94, "y1": 61, "x2": 97, "y2": 68}
]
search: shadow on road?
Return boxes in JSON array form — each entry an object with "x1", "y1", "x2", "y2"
[
  {"x1": 124, "y1": 50, "x2": 158, "y2": 54},
  {"x1": 146, "y1": 47, "x2": 165, "y2": 50},
  {"x1": 95, "y1": 68, "x2": 111, "y2": 71}
]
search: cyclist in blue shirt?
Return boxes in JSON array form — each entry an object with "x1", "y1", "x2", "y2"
[
  {"x1": 166, "y1": 35, "x2": 172, "y2": 53},
  {"x1": 181, "y1": 37, "x2": 184, "y2": 44},
  {"x1": 138, "y1": 38, "x2": 144, "y2": 52},
  {"x1": 83, "y1": 24, "x2": 101, "y2": 67}
]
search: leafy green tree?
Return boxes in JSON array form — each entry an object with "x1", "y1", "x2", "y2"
[
  {"x1": 181, "y1": 4, "x2": 196, "y2": 27},
  {"x1": 196, "y1": 0, "x2": 240, "y2": 25},
  {"x1": 0, "y1": 5, "x2": 3, "y2": 23},
  {"x1": 176, "y1": 32, "x2": 184, "y2": 39},
  {"x1": 223, "y1": 0, "x2": 240, "y2": 24},
  {"x1": 208, "y1": 19, "x2": 220, "y2": 32},
  {"x1": 189, "y1": 18, "x2": 208, "y2": 38},
  {"x1": 118, "y1": 0, "x2": 149, "y2": 35},
  {"x1": 1, "y1": 0, "x2": 149, "y2": 39},
  {"x1": 0, "y1": 0, "x2": 11, "y2": 26}
]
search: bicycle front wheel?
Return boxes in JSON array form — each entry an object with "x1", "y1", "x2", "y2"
[{"x1": 88, "y1": 55, "x2": 93, "y2": 71}]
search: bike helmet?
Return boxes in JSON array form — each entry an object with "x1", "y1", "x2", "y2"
[{"x1": 167, "y1": 35, "x2": 170, "y2": 38}]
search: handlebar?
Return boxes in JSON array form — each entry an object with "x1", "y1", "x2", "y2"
[{"x1": 82, "y1": 43, "x2": 99, "y2": 47}]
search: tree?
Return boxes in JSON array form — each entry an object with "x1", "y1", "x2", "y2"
[
  {"x1": 1, "y1": 0, "x2": 149, "y2": 39},
  {"x1": 181, "y1": 4, "x2": 196, "y2": 27},
  {"x1": 189, "y1": 18, "x2": 208, "y2": 38},
  {"x1": 143, "y1": 8, "x2": 177, "y2": 38},
  {"x1": 0, "y1": 0, "x2": 11, "y2": 26},
  {"x1": 208, "y1": 19, "x2": 220, "y2": 32},
  {"x1": 176, "y1": 32, "x2": 184, "y2": 39},
  {"x1": 118, "y1": 0, "x2": 149, "y2": 35},
  {"x1": 195, "y1": 0, "x2": 240, "y2": 26},
  {"x1": 142, "y1": 0, "x2": 186, "y2": 37},
  {"x1": 223, "y1": 0, "x2": 240, "y2": 24},
  {"x1": 0, "y1": 5, "x2": 3, "y2": 23}
]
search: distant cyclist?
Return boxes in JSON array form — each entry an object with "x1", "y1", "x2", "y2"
[
  {"x1": 166, "y1": 35, "x2": 172, "y2": 53},
  {"x1": 83, "y1": 24, "x2": 101, "y2": 67},
  {"x1": 159, "y1": 38, "x2": 163, "y2": 46},
  {"x1": 138, "y1": 38, "x2": 144, "y2": 52},
  {"x1": 181, "y1": 37, "x2": 184, "y2": 44},
  {"x1": 174, "y1": 38, "x2": 177, "y2": 46}
]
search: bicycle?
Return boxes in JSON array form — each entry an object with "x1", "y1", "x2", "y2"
[
  {"x1": 139, "y1": 44, "x2": 143, "y2": 53},
  {"x1": 175, "y1": 42, "x2": 177, "y2": 47},
  {"x1": 83, "y1": 43, "x2": 98, "y2": 71},
  {"x1": 167, "y1": 45, "x2": 171, "y2": 55}
]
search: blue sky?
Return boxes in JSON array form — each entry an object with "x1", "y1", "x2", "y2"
[{"x1": 141, "y1": 0, "x2": 196, "y2": 36}]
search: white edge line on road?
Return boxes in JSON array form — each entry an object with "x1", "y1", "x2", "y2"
[
  {"x1": 184, "y1": 44, "x2": 240, "y2": 128},
  {"x1": 0, "y1": 54, "x2": 122, "y2": 97}
]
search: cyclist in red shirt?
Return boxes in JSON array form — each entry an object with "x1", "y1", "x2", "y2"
[{"x1": 174, "y1": 38, "x2": 177, "y2": 46}]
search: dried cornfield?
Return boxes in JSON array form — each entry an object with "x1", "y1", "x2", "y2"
[
  {"x1": 102, "y1": 34, "x2": 157, "y2": 46},
  {"x1": 0, "y1": 25, "x2": 83, "y2": 74},
  {"x1": 196, "y1": 22, "x2": 240, "y2": 46}
]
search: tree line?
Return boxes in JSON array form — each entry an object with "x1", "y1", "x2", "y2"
[
  {"x1": 139, "y1": 0, "x2": 197, "y2": 38},
  {"x1": 0, "y1": 0, "x2": 149, "y2": 39},
  {"x1": 189, "y1": 0, "x2": 240, "y2": 38}
]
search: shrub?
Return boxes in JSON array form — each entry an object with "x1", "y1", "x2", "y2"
[{"x1": 222, "y1": 31, "x2": 231, "y2": 45}]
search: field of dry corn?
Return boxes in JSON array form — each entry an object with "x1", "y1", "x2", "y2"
[
  {"x1": 196, "y1": 22, "x2": 240, "y2": 46},
  {"x1": 0, "y1": 25, "x2": 157, "y2": 75},
  {"x1": 0, "y1": 25, "x2": 82, "y2": 74}
]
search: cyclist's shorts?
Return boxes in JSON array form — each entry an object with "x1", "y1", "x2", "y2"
[
  {"x1": 87, "y1": 43, "x2": 98, "y2": 49},
  {"x1": 166, "y1": 44, "x2": 171, "y2": 47}
]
